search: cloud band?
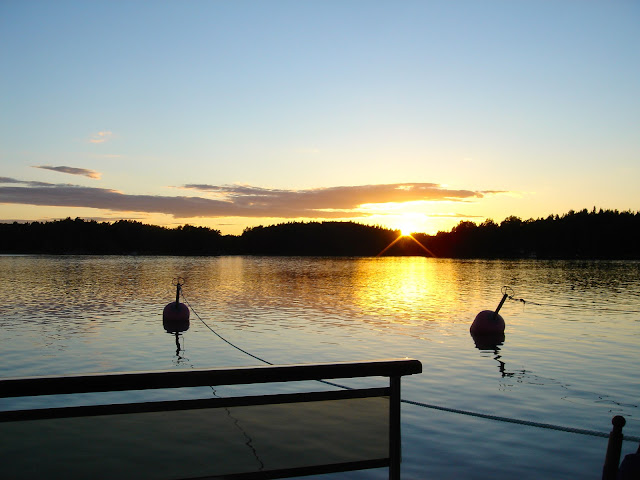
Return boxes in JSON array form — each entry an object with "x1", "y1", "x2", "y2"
[{"x1": 0, "y1": 179, "x2": 500, "y2": 219}]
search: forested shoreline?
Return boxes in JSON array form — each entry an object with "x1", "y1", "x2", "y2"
[{"x1": 1, "y1": 208, "x2": 639, "y2": 259}]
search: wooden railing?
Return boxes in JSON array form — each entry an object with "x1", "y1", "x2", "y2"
[{"x1": 0, "y1": 359, "x2": 422, "y2": 480}]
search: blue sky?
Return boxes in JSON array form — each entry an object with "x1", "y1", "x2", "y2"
[{"x1": 1, "y1": 1, "x2": 638, "y2": 235}]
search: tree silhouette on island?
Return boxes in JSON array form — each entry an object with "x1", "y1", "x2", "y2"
[{"x1": 1, "y1": 208, "x2": 638, "y2": 259}]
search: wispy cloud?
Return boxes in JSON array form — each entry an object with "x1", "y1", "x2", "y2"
[
  {"x1": 0, "y1": 176, "x2": 55, "y2": 187},
  {"x1": 182, "y1": 183, "x2": 496, "y2": 211},
  {"x1": 0, "y1": 179, "x2": 506, "y2": 219},
  {"x1": 89, "y1": 131, "x2": 113, "y2": 143},
  {"x1": 33, "y1": 166, "x2": 101, "y2": 179}
]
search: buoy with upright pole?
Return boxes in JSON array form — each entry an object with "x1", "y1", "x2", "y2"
[
  {"x1": 163, "y1": 277, "x2": 190, "y2": 332},
  {"x1": 470, "y1": 286, "x2": 511, "y2": 336}
]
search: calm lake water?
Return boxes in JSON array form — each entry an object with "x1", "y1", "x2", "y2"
[{"x1": 1, "y1": 255, "x2": 639, "y2": 479}]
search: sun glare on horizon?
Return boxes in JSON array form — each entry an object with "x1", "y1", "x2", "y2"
[
  {"x1": 400, "y1": 226, "x2": 414, "y2": 237},
  {"x1": 396, "y1": 214, "x2": 427, "y2": 237}
]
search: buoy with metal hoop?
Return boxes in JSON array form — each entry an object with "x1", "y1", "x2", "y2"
[
  {"x1": 163, "y1": 277, "x2": 190, "y2": 332},
  {"x1": 470, "y1": 286, "x2": 511, "y2": 336}
]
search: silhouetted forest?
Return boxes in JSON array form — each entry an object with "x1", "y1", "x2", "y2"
[{"x1": 1, "y1": 208, "x2": 639, "y2": 259}]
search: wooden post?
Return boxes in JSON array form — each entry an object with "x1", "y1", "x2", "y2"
[
  {"x1": 389, "y1": 375, "x2": 401, "y2": 480},
  {"x1": 602, "y1": 415, "x2": 625, "y2": 480}
]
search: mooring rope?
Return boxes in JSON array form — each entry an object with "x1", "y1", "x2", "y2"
[
  {"x1": 180, "y1": 290, "x2": 640, "y2": 443},
  {"x1": 502, "y1": 285, "x2": 640, "y2": 314},
  {"x1": 180, "y1": 292, "x2": 346, "y2": 389},
  {"x1": 401, "y1": 398, "x2": 640, "y2": 442},
  {"x1": 181, "y1": 293, "x2": 274, "y2": 366}
]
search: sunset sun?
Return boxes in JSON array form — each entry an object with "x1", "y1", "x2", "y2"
[
  {"x1": 399, "y1": 225, "x2": 415, "y2": 237},
  {"x1": 396, "y1": 214, "x2": 425, "y2": 237}
]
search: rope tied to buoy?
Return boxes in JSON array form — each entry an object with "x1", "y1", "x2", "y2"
[
  {"x1": 180, "y1": 290, "x2": 346, "y2": 389},
  {"x1": 502, "y1": 285, "x2": 544, "y2": 308},
  {"x1": 502, "y1": 285, "x2": 640, "y2": 313}
]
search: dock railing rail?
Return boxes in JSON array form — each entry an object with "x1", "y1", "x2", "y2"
[{"x1": 0, "y1": 358, "x2": 422, "y2": 480}]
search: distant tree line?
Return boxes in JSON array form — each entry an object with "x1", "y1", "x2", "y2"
[
  {"x1": 413, "y1": 208, "x2": 640, "y2": 259},
  {"x1": 238, "y1": 222, "x2": 398, "y2": 256},
  {"x1": 1, "y1": 208, "x2": 639, "y2": 259},
  {"x1": 0, "y1": 218, "x2": 225, "y2": 255}
]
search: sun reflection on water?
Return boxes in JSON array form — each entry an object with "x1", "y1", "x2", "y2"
[{"x1": 349, "y1": 257, "x2": 461, "y2": 330}]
